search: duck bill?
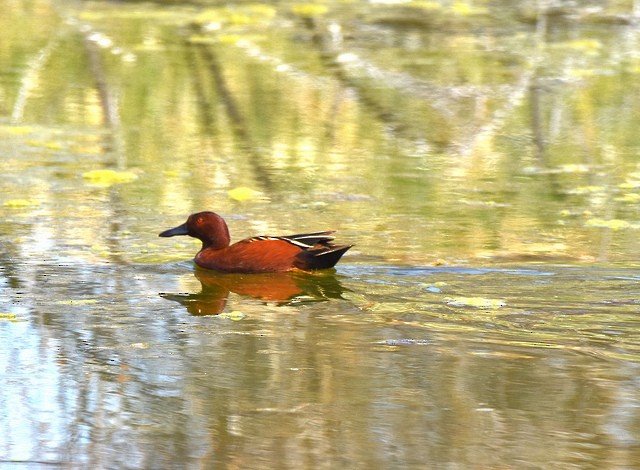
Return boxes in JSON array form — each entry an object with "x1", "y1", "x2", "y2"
[{"x1": 159, "y1": 222, "x2": 189, "y2": 237}]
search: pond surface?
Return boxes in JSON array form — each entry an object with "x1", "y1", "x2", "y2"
[{"x1": 3, "y1": 0, "x2": 640, "y2": 468}]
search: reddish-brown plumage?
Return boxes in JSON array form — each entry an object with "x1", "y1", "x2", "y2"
[{"x1": 159, "y1": 211, "x2": 352, "y2": 273}]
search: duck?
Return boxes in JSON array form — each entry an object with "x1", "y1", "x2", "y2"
[{"x1": 159, "y1": 211, "x2": 353, "y2": 273}]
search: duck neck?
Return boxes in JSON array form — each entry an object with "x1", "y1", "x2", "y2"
[{"x1": 202, "y1": 222, "x2": 230, "y2": 251}]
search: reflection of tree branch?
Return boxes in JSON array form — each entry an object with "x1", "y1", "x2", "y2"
[
  {"x1": 82, "y1": 32, "x2": 124, "y2": 162},
  {"x1": 187, "y1": 32, "x2": 274, "y2": 192},
  {"x1": 458, "y1": 3, "x2": 585, "y2": 160},
  {"x1": 194, "y1": 42, "x2": 247, "y2": 139},
  {"x1": 83, "y1": 37, "x2": 118, "y2": 129},
  {"x1": 80, "y1": 28, "x2": 129, "y2": 261},
  {"x1": 529, "y1": 80, "x2": 547, "y2": 163},
  {"x1": 299, "y1": 16, "x2": 459, "y2": 146},
  {"x1": 184, "y1": 42, "x2": 216, "y2": 130},
  {"x1": 11, "y1": 32, "x2": 59, "y2": 124},
  {"x1": 458, "y1": 67, "x2": 537, "y2": 157},
  {"x1": 300, "y1": 16, "x2": 415, "y2": 141}
]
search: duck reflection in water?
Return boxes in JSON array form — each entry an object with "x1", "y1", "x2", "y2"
[{"x1": 160, "y1": 268, "x2": 348, "y2": 316}]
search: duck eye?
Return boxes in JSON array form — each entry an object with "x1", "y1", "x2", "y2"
[{"x1": 196, "y1": 217, "x2": 204, "y2": 224}]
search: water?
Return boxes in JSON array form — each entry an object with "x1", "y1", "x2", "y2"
[
  {"x1": 4, "y1": 259, "x2": 640, "y2": 467},
  {"x1": 3, "y1": 0, "x2": 640, "y2": 468}
]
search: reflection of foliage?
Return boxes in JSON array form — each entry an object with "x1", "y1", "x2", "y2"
[
  {"x1": 3, "y1": 1, "x2": 640, "y2": 263},
  {"x1": 5, "y1": 4, "x2": 640, "y2": 467}
]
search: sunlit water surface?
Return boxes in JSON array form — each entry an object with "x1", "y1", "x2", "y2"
[
  {"x1": 4, "y1": 0, "x2": 640, "y2": 468},
  {"x1": 4, "y1": 259, "x2": 640, "y2": 468}
]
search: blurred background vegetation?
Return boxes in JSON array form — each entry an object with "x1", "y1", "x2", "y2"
[{"x1": 3, "y1": 0, "x2": 640, "y2": 265}]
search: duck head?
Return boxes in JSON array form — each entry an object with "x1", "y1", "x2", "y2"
[{"x1": 159, "y1": 211, "x2": 231, "y2": 250}]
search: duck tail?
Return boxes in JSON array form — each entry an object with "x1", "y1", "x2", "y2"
[{"x1": 296, "y1": 244, "x2": 353, "y2": 271}]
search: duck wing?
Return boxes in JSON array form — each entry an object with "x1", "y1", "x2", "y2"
[
  {"x1": 281, "y1": 230, "x2": 337, "y2": 247},
  {"x1": 251, "y1": 230, "x2": 337, "y2": 248},
  {"x1": 248, "y1": 231, "x2": 353, "y2": 270}
]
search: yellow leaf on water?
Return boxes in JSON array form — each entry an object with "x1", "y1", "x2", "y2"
[
  {"x1": 617, "y1": 193, "x2": 640, "y2": 203},
  {"x1": 219, "y1": 310, "x2": 246, "y2": 321},
  {"x1": 445, "y1": 297, "x2": 506, "y2": 309},
  {"x1": 26, "y1": 140, "x2": 63, "y2": 150},
  {"x1": 584, "y1": 218, "x2": 632, "y2": 230},
  {"x1": 3, "y1": 198, "x2": 40, "y2": 208},
  {"x1": 452, "y1": 2, "x2": 472, "y2": 14},
  {"x1": 228, "y1": 186, "x2": 260, "y2": 202},
  {"x1": 82, "y1": 169, "x2": 138, "y2": 186},
  {"x1": 564, "y1": 39, "x2": 602, "y2": 54},
  {"x1": 218, "y1": 34, "x2": 242, "y2": 45},
  {"x1": 291, "y1": 4, "x2": 328, "y2": 17},
  {"x1": 0, "y1": 313, "x2": 19, "y2": 322},
  {"x1": 568, "y1": 185, "x2": 604, "y2": 195},
  {"x1": 4, "y1": 126, "x2": 33, "y2": 134},
  {"x1": 619, "y1": 181, "x2": 640, "y2": 189}
]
